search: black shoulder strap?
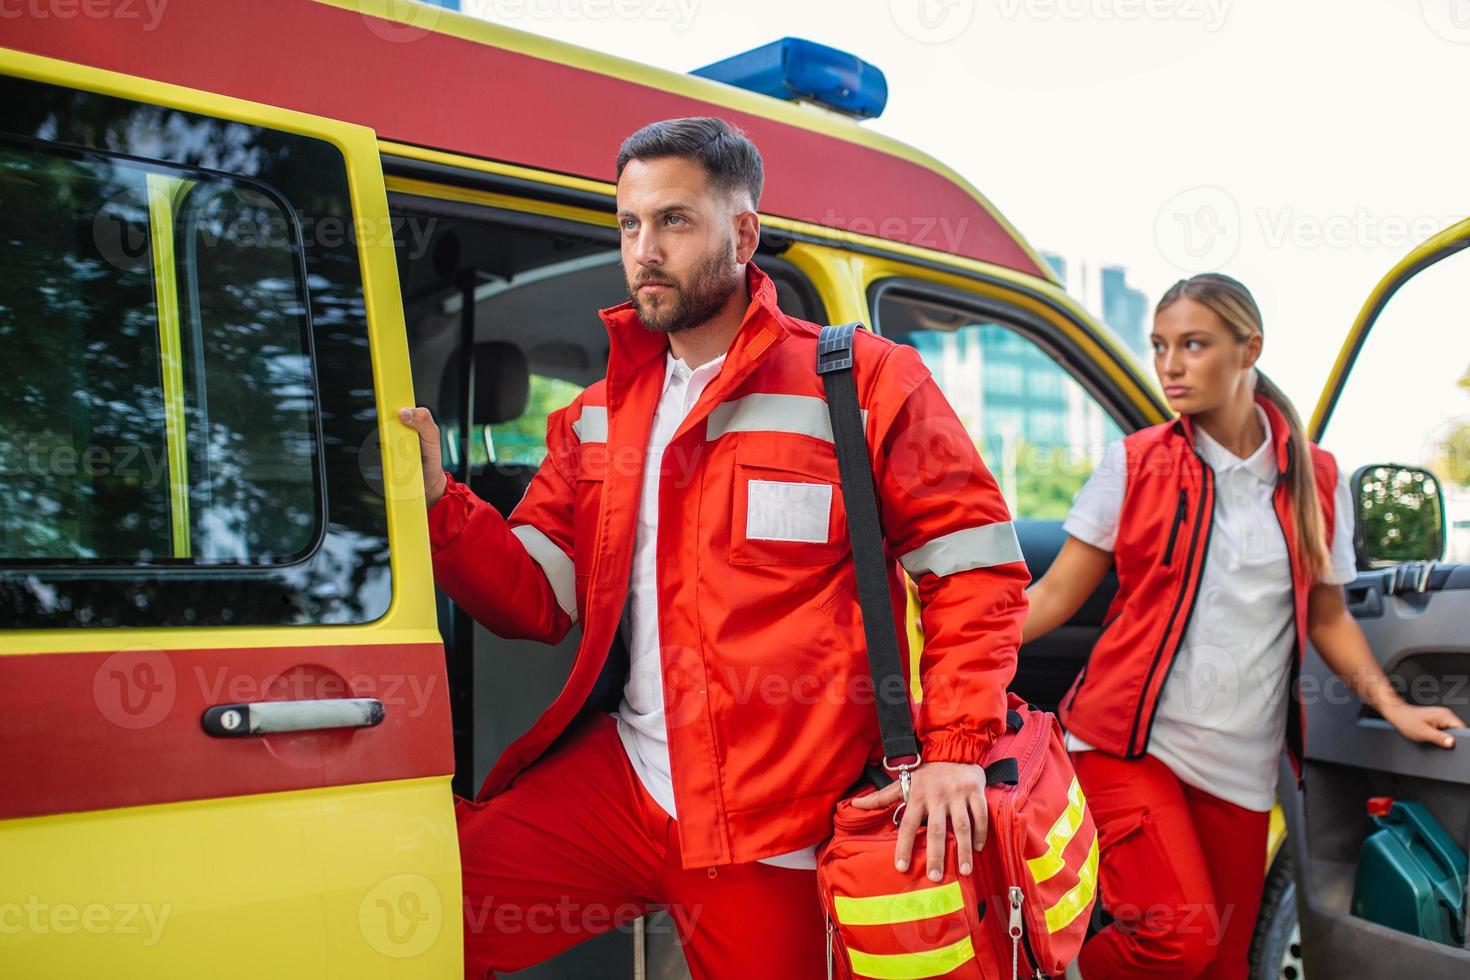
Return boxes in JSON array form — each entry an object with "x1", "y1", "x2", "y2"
[{"x1": 817, "y1": 324, "x2": 920, "y2": 765}]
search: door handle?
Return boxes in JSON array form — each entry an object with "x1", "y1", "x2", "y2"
[
  {"x1": 201, "y1": 698, "x2": 385, "y2": 737},
  {"x1": 1345, "y1": 584, "x2": 1384, "y2": 618}
]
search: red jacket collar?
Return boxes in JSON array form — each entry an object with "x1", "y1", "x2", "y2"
[
  {"x1": 1172, "y1": 390, "x2": 1294, "y2": 479},
  {"x1": 597, "y1": 262, "x2": 789, "y2": 390}
]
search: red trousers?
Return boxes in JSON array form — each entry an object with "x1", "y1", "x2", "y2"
[
  {"x1": 455, "y1": 712, "x2": 826, "y2": 979},
  {"x1": 1072, "y1": 751, "x2": 1269, "y2": 980}
]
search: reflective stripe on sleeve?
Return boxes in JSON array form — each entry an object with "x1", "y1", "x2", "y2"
[
  {"x1": 510, "y1": 524, "x2": 578, "y2": 623},
  {"x1": 899, "y1": 521, "x2": 1024, "y2": 578}
]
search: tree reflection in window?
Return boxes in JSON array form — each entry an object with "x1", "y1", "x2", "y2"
[{"x1": 0, "y1": 142, "x2": 321, "y2": 565}]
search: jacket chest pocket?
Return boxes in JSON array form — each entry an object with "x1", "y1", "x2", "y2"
[{"x1": 730, "y1": 437, "x2": 848, "y2": 566}]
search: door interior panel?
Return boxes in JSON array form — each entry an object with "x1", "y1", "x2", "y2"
[
  {"x1": 1013, "y1": 521, "x2": 1118, "y2": 710},
  {"x1": 1285, "y1": 566, "x2": 1470, "y2": 977}
]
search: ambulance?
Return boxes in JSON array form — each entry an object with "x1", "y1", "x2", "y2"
[{"x1": 2, "y1": 1, "x2": 1466, "y2": 976}]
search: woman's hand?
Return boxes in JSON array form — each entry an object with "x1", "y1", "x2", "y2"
[
  {"x1": 1309, "y1": 583, "x2": 1467, "y2": 751},
  {"x1": 1381, "y1": 702, "x2": 1465, "y2": 749},
  {"x1": 852, "y1": 761, "x2": 989, "y2": 881}
]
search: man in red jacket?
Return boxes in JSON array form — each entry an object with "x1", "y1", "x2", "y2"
[{"x1": 399, "y1": 117, "x2": 1029, "y2": 979}]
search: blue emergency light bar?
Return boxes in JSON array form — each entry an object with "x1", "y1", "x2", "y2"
[{"x1": 691, "y1": 38, "x2": 888, "y2": 120}]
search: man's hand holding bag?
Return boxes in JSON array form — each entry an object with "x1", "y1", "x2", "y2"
[{"x1": 814, "y1": 324, "x2": 1100, "y2": 980}]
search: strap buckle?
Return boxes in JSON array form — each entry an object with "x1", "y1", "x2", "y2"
[
  {"x1": 883, "y1": 753, "x2": 922, "y2": 826},
  {"x1": 816, "y1": 322, "x2": 859, "y2": 374}
]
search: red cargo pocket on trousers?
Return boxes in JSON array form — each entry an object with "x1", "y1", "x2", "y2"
[{"x1": 1089, "y1": 807, "x2": 1188, "y2": 933}]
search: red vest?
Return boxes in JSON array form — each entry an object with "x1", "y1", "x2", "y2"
[{"x1": 1058, "y1": 394, "x2": 1338, "y2": 780}]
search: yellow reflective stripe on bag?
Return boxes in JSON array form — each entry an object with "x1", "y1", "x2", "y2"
[
  {"x1": 1025, "y1": 776, "x2": 1087, "y2": 884},
  {"x1": 833, "y1": 881, "x2": 966, "y2": 926},
  {"x1": 1043, "y1": 833, "x2": 1101, "y2": 935},
  {"x1": 845, "y1": 934, "x2": 977, "y2": 979}
]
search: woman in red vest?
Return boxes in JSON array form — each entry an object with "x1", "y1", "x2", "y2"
[{"x1": 1023, "y1": 273, "x2": 1464, "y2": 980}]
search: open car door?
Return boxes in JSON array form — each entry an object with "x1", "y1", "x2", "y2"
[
  {"x1": 0, "y1": 46, "x2": 459, "y2": 977},
  {"x1": 1282, "y1": 216, "x2": 1470, "y2": 977}
]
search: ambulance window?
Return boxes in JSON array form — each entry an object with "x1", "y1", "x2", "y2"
[
  {"x1": 461, "y1": 263, "x2": 816, "y2": 470},
  {"x1": 874, "y1": 286, "x2": 1124, "y2": 520},
  {"x1": 480, "y1": 374, "x2": 586, "y2": 467},
  {"x1": 2, "y1": 77, "x2": 389, "y2": 628},
  {"x1": 0, "y1": 145, "x2": 171, "y2": 559},
  {"x1": 0, "y1": 144, "x2": 321, "y2": 564},
  {"x1": 174, "y1": 182, "x2": 321, "y2": 561}
]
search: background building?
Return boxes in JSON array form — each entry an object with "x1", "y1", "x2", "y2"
[{"x1": 1043, "y1": 250, "x2": 1150, "y2": 361}]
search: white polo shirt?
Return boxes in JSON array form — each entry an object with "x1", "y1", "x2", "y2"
[
  {"x1": 615, "y1": 349, "x2": 818, "y2": 869},
  {"x1": 1061, "y1": 405, "x2": 1357, "y2": 811}
]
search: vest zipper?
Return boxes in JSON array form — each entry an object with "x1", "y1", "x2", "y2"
[
  {"x1": 1126, "y1": 457, "x2": 1215, "y2": 756},
  {"x1": 1162, "y1": 490, "x2": 1188, "y2": 566}
]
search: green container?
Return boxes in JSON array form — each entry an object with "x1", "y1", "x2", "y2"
[{"x1": 1351, "y1": 798, "x2": 1467, "y2": 947}]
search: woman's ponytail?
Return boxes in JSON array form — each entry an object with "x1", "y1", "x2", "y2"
[{"x1": 1253, "y1": 369, "x2": 1331, "y2": 580}]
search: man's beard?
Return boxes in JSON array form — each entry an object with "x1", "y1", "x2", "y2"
[{"x1": 627, "y1": 243, "x2": 740, "y2": 335}]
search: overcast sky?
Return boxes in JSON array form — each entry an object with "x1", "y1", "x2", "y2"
[{"x1": 454, "y1": 0, "x2": 1470, "y2": 466}]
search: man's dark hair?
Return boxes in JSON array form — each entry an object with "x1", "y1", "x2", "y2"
[{"x1": 616, "y1": 117, "x2": 764, "y2": 208}]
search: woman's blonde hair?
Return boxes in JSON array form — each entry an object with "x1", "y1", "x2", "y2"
[{"x1": 1156, "y1": 273, "x2": 1330, "y2": 579}]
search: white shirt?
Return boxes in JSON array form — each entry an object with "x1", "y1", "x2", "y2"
[
  {"x1": 615, "y1": 349, "x2": 818, "y2": 869},
  {"x1": 1062, "y1": 405, "x2": 1358, "y2": 811}
]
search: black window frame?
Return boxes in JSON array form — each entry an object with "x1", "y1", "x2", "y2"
[{"x1": 868, "y1": 276, "x2": 1143, "y2": 436}]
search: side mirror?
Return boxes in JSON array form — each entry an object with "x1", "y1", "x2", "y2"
[{"x1": 1352, "y1": 464, "x2": 1446, "y2": 568}]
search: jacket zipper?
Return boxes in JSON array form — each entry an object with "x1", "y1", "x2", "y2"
[
  {"x1": 1126, "y1": 457, "x2": 1215, "y2": 757},
  {"x1": 1162, "y1": 490, "x2": 1188, "y2": 566}
]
